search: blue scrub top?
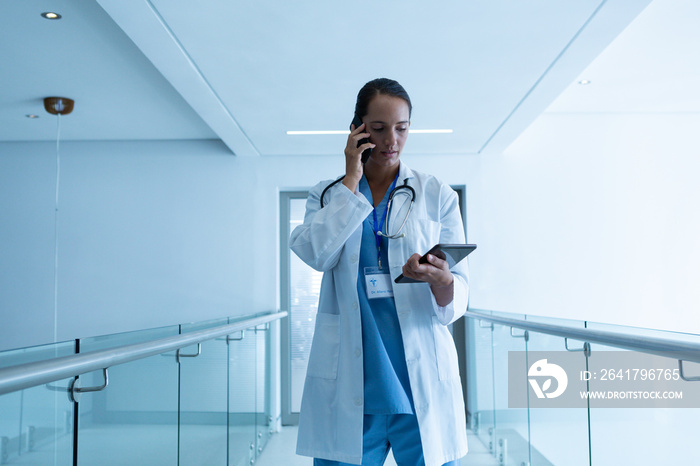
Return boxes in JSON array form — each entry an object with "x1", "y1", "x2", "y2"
[{"x1": 357, "y1": 176, "x2": 414, "y2": 415}]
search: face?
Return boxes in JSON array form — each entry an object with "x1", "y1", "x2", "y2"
[{"x1": 363, "y1": 94, "x2": 410, "y2": 169}]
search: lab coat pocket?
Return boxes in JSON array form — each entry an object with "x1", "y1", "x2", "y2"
[
  {"x1": 432, "y1": 316, "x2": 460, "y2": 381},
  {"x1": 306, "y1": 312, "x2": 340, "y2": 380}
]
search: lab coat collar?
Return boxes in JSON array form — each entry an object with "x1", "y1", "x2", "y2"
[{"x1": 397, "y1": 161, "x2": 415, "y2": 185}]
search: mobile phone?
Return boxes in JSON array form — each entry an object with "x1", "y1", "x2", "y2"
[
  {"x1": 350, "y1": 114, "x2": 372, "y2": 163},
  {"x1": 394, "y1": 243, "x2": 477, "y2": 284}
]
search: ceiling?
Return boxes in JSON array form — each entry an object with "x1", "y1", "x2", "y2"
[
  {"x1": 548, "y1": 0, "x2": 700, "y2": 114},
  {"x1": 1, "y1": 0, "x2": 667, "y2": 156}
]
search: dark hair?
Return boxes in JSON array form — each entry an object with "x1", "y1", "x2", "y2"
[{"x1": 354, "y1": 78, "x2": 412, "y2": 120}]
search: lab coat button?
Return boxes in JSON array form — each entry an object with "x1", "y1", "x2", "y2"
[
  {"x1": 354, "y1": 397, "x2": 363, "y2": 406},
  {"x1": 355, "y1": 348, "x2": 361, "y2": 357},
  {"x1": 351, "y1": 254, "x2": 359, "y2": 263},
  {"x1": 352, "y1": 302, "x2": 358, "y2": 310}
]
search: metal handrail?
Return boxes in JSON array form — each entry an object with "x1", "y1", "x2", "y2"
[
  {"x1": 0, "y1": 311, "x2": 287, "y2": 397},
  {"x1": 465, "y1": 309, "x2": 700, "y2": 364}
]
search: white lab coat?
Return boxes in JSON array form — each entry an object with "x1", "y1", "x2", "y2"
[{"x1": 290, "y1": 162, "x2": 468, "y2": 466}]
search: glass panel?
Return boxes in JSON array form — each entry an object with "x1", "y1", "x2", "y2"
[
  {"x1": 228, "y1": 321, "x2": 257, "y2": 466},
  {"x1": 490, "y1": 319, "x2": 530, "y2": 466},
  {"x1": 255, "y1": 325, "x2": 271, "y2": 459},
  {"x1": 179, "y1": 319, "x2": 229, "y2": 465},
  {"x1": 77, "y1": 325, "x2": 179, "y2": 465},
  {"x1": 586, "y1": 321, "x2": 700, "y2": 465},
  {"x1": 0, "y1": 316, "x2": 274, "y2": 465},
  {"x1": 465, "y1": 313, "x2": 496, "y2": 457},
  {"x1": 524, "y1": 315, "x2": 589, "y2": 466},
  {"x1": 289, "y1": 198, "x2": 323, "y2": 413},
  {"x1": 0, "y1": 341, "x2": 75, "y2": 466}
]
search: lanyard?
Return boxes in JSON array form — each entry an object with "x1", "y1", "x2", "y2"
[{"x1": 371, "y1": 173, "x2": 400, "y2": 269}]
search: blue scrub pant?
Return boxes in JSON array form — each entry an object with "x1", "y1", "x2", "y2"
[{"x1": 313, "y1": 414, "x2": 461, "y2": 466}]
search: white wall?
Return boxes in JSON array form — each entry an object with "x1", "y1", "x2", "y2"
[
  {"x1": 0, "y1": 139, "x2": 479, "y2": 352},
  {"x1": 468, "y1": 112, "x2": 700, "y2": 335},
  {"x1": 3, "y1": 109, "x2": 698, "y2": 352},
  {"x1": 8, "y1": 110, "x2": 695, "y2": 353}
]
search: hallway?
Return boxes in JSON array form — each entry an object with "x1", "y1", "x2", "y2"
[{"x1": 256, "y1": 426, "x2": 499, "y2": 466}]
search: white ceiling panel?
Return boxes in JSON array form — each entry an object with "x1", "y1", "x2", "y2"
[
  {"x1": 1, "y1": 0, "x2": 654, "y2": 155},
  {"x1": 144, "y1": 0, "x2": 610, "y2": 155}
]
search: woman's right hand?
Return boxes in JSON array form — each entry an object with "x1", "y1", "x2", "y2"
[{"x1": 343, "y1": 123, "x2": 374, "y2": 193}]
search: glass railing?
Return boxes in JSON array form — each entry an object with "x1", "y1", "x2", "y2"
[
  {"x1": 0, "y1": 312, "x2": 284, "y2": 466},
  {"x1": 0, "y1": 341, "x2": 76, "y2": 466},
  {"x1": 464, "y1": 309, "x2": 700, "y2": 466},
  {"x1": 584, "y1": 321, "x2": 700, "y2": 466}
]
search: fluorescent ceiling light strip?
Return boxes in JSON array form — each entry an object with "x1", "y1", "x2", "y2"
[
  {"x1": 409, "y1": 129, "x2": 453, "y2": 134},
  {"x1": 287, "y1": 129, "x2": 453, "y2": 135},
  {"x1": 286, "y1": 130, "x2": 349, "y2": 135}
]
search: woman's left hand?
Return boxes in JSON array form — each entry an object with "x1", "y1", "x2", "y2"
[
  {"x1": 402, "y1": 254, "x2": 454, "y2": 306},
  {"x1": 401, "y1": 253, "x2": 454, "y2": 306},
  {"x1": 401, "y1": 253, "x2": 452, "y2": 286}
]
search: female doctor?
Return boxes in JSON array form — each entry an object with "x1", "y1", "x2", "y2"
[{"x1": 290, "y1": 78, "x2": 468, "y2": 466}]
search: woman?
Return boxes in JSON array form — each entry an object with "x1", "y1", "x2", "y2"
[{"x1": 290, "y1": 78, "x2": 468, "y2": 466}]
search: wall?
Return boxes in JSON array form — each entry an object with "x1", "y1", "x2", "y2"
[
  {"x1": 3, "y1": 112, "x2": 698, "y2": 350},
  {"x1": 468, "y1": 112, "x2": 700, "y2": 335},
  {"x1": 3, "y1": 110, "x2": 698, "y2": 351},
  {"x1": 0, "y1": 139, "x2": 479, "y2": 352}
]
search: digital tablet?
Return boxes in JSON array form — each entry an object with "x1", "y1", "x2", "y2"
[{"x1": 394, "y1": 243, "x2": 477, "y2": 284}]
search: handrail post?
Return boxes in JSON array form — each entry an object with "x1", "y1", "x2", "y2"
[
  {"x1": 679, "y1": 360, "x2": 700, "y2": 382},
  {"x1": 565, "y1": 338, "x2": 591, "y2": 358},
  {"x1": 176, "y1": 344, "x2": 202, "y2": 364},
  {"x1": 510, "y1": 327, "x2": 529, "y2": 341},
  {"x1": 69, "y1": 368, "x2": 109, "y2": 403}
]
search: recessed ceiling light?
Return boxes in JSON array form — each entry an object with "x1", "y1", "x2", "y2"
[
  {"x1": 41, "y1": 12, "x2": 62, "y2": 20},
  {"x1": 287, "y1": 129, "x2": 453, "y2": 135},
  {"x1": 26, "y1": 114, "x2": 40, "y2": 119},
  {"x1": 578, "y1": 79, "x2": 592, "y2": 85}
]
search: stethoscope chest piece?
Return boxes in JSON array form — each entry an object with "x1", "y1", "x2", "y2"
[{"x1": 377, "y1": 180, "x2": 415, "y2": 239}]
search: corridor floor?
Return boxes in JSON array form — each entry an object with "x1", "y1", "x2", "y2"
[{"x1": 256, "y1": 426, "x2": 499, "y2": 466}]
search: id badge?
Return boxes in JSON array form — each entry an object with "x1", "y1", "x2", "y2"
[{"x1": 364, "y1": 267, "x2": 394, "y2": 299}]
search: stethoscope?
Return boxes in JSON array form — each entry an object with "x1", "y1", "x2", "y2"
[{"x1": 320, "y1": 174, "x2": 416, "y2": 239}]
